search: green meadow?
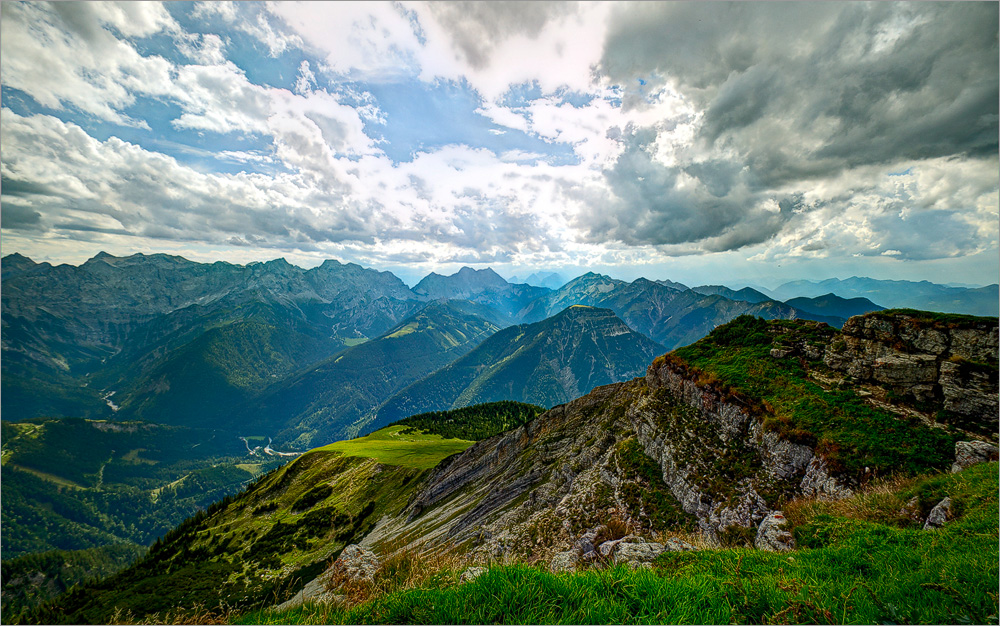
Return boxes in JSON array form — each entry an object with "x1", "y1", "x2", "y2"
[{"x1": 314, "y1": 426, "x2": 474, "y2": 470}]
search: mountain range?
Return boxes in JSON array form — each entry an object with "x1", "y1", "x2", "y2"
[
  {"x1": 17, "y1": 310, "x2": 997, "y2": 624},
  {"x1": 5, "y1": 252, "x2": 996, "y2": 432},
  {"x1": 3, "y1": 251, "x2": 997, "y2": 580},
  {"x1": 767, "y1": 276, "x2": 999, "y2": 316}
]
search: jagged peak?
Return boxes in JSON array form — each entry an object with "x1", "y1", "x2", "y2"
[
  {"x1": 86, "y1": 251, "x2": 116, "y2": 263},
  {"x1": 2, "y1": 252, "x2": 35, "y2": 264}
]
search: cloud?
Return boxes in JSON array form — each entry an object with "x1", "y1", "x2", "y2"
[
  {"x1": 599, "y1": 2, "x2": 997, "y2": 180},
  {"x1": 574, "y1": 1, "x2": 998, "y2": 260},
  {"x1": 0, "y1": 1, "x2": 179, "y2": 126},
  {"x1": 270, "y1": 2, "x2": 424, "y2": 81},
  {"x1": 193, "y1": 1, "x2": 302, "y2": 57},
  {"x1": 0, "y1": 110, "x2": 584, "y2": 263},
  {"x1": 1, "y1": 1, "x2": 995, "y2": 282}
]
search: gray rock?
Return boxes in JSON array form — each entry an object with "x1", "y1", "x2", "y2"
[
  {"x1": 923, "y1": 497, "x2": 952, "y2": 530},
  {"x1": 950, "y1": 328, "x2": 1000, "y2": 364},
  {"x1": 579, "y1": 525, "x2": 608, "y2": 544},
  {"x1": 802, "y1": 344, "x2": 824, "y2": 361},
  {"x1": 332, "y1": 544, "x2": 380, "y2": 585},
  {"x1": 549, "y1": 550, "x2": 580, "y2": 572},
  {"x1": 824, "y1": 313, "x2": 997, "y2": 423},
  {"x1": 913, "y1": 329, "x2": 948, "y2": 355},
  {"x1": 800, "y1": 457, "x2": 853, "y2": 500},
  {"x1": 598, "y1": 538, "x2": 622, "y2": 557},
  {"x1": 940, "y1": 362, "x2": 1000, "y2": 420},
  {"x1": 459, "y1": 566, "x2": 487, "y2": 583},
  {"x1": 872, "y1": 353, "x2": 938, "y2": 385},
  {"x1": 951, "y1": 441, "x2": 1000, "y2": 473},
  {"x1": 596, "y1": 535, "x2": 648, "y2": 558},
  {"x1": 770, "y1": 348, "x2": 793, "y2": 359},
  {"x1": 612, "y1": 541, "x2": 665, "y2": 567},
  {"x1": 755, "y1": 511, "x2": 795, "y2": 552}
]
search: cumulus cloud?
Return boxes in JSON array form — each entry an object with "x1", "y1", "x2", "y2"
[
  {"x1": 0, "y1": 109, "x2": 584, "y2": 263},
  {"x1": 579, "y1": 1, "x2": 998, "y2": 260},
  {"x1": 2, "y1": 1, "x2": 995, "y2": 280},
  {"x1": 193, "y1": 1, "x2": 302, "y2": 57},
  {"x1": 0, "y1": 1, "x2": 179, "y2": 126}
]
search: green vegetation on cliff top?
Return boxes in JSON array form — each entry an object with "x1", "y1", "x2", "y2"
[{"x1": 668, "y1": 316, "x2": 963, "y2": 481}]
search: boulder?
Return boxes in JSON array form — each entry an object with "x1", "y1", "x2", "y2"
[
  {"x1": 612, "y1": 542, "x2": 665, "y2": 567},
  {"x1": 951, "y1": 441, "x2": 1000, "y2": 473},
  {"x1": 549, "y1": 550, "x2": 580, "y2": 572},
  {"x1": 459, "y1": 566, "x2": 487, "y2": 583},
  {"x1": 332, "y1": 544, "x2": 380, "y2": 586},
  {"x1": 755, "y1": 511, "x2": 795, "y2": 552},
  {"x1": 923, "y1": 497, "x2": 952, "y2": 531}
]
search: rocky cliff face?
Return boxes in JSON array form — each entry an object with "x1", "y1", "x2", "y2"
[
  {"x1": 362, "y1": 365, "x2": 850, "y2": 561},
  {"x1": 635, "y1": 358, "x2": 850, "y2": 539},
  {"x1": 824, "y1": 312, "x2": 998, "y2": 425}
]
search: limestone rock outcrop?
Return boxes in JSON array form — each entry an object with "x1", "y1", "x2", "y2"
[
  {"x1": 951, "y1": 441, "x2": 1000, "y2": 473},
  {"x1": 635, "y1": 358, "x2": 852, "y2": 543},
  {"x1": 755, "y1": 511, "x2": 795, "y2": 552},
  {"x1": 923, "y1": 497, "x2": 952, "y2": 530},
  {"x1": 824, "y1": 312, "x2": 998, "y2": 425},
  {"x1": 331, "y1": 544, "x2": 380, "y2": 587}
]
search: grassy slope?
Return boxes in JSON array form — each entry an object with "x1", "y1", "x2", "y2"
[
  {"x1": 314, "y1": 426, "x2": 474, "y2": 470},
  {"x1": 240, "y1": 463, "x2": 999, "y2": 625},
  {"x1": 18, "y1": 426, "x2": 477, "y2": 624}
]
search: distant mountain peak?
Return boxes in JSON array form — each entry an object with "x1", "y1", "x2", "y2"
[
  {"x1": 414, "y1": 266, "x2": 509, "y2": 297},
  {"x1": 3, "y1": 252, "x2": 34, "y2": 264}
]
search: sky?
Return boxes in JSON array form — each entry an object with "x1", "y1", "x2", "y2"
[{"x1": 1, "y1": 1, "x2": 998, "y2": 288}]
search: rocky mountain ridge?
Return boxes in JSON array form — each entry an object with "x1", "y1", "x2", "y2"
[{"x1": 374, "y1": 306, "x2": 664, "y2": 427}]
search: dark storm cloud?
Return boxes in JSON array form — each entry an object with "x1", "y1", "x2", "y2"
[
  {"x1": 1, "y1": 203, "x2": 44, "y2": 230},
  {"x1": 576, "y1": 124, "x2": 795, "y2": 250},
  {"x1": 428, "y1": 1, "x2": 575, "y2": 69},
  {"x1": 587, "y1": 2, "x2": 998, "y2": 252}
]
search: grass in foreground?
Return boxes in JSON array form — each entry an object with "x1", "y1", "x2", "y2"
[
  {"x1": 236, "y1": 463, "x2": 998, "y2": 625},
  {"x1": 312, "y1": 425, "x2": 474, "y2": 470}
]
